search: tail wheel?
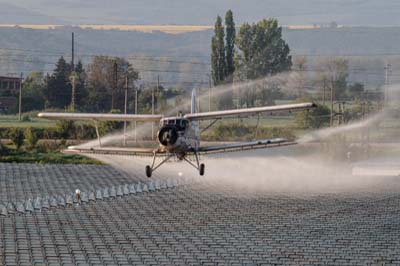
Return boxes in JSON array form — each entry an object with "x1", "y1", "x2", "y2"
[
  {"x1": 199, "y1": 163, "x2": 205, "y2": 176},
  {"x1": 145, "y1": 165, "x2": 152, "y2": 178}
]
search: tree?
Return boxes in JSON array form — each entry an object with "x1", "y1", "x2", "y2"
[
  {"x1": 225, "y1": 10, "x2": 236, "y2": 79},
  {"x1": 293, "y1": 56, "x2": 308, "y2": 97},
  {"x1": 211, "y1": 16, "x2": 226, "y2": 85},
  {"x1": 24, "y1": 127, "x2": 39, "y2": 150},
  {"x1": 235, "y1": 18, "x2": 292, "y2": 80},
  {"x1": 347, "y1": 82, "x2": 364, "y2": 100},
  {"x1": 9, "y1": 128, "x2": 24, "y2": 150},
  {"x1": 99, "y1": 109, "x2": 123, "y2": 136},
  {"x1": 22, "y1": 72, "x2": 45, "y2": 111},
  {"x1": 295, "y1": 104, "x2": 330, "y2": 129},
  {"x1": 86, "y1": 56, "x2": 139, "y2": 112},
  {"x1": 324, "y1": 58, "x2": 349, "y2": 99},
  {"x1": 43, "y1": 57, "x2": 72, "y2": 109},
  {"x1": 55, "y1": 120, "x2": 75, "y2": 140},
  {"x1": 73, "y1": 60, "x2": 88, "y2": 110}
]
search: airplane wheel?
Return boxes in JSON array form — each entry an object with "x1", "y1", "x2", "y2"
[
  {"x1": 145, "y1": 165, "x2": 152, "y2": 178},
  {"x1": 199, "y1": 163, "x2": 205, "y2": 176}
]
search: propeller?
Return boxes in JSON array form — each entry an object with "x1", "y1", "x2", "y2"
[{"x1": 158, "y1": 125, "x2": 178, "y2": 146}]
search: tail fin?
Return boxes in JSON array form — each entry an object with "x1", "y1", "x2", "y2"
[
  {"x1": 191, "y1": 88, "x2": 197, "y2": 114},
  {"x1": 191, "y1": 88, "x2": 200, "y2": 143}
]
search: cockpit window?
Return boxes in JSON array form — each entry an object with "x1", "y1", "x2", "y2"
[{"x1": 161, "y1": 118, "x2": 189, "y2": 131}]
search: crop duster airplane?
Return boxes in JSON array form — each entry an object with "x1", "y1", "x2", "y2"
[{"x1": 38, "y1": 90, "x2": 316, "y2": 177}]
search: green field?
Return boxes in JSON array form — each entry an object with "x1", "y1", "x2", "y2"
[
  {"x1": 0, "y1": 141, "x2": 102, "y2": 164},
  {"x1": 0, "y1": 114, "x2": 55, "y2": 128}
]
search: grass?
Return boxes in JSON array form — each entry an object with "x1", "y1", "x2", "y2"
[
  {"x1": 0, "y1": 145, "x2": 102, "y2": 165},
  {"x1": 0, "y1": 115, "x2": 55, "y2": 128}
]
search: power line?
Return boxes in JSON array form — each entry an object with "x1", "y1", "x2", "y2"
[
  {"x1": 0, "y1": 51, "x2": 211, "y2": 67},
  {"x1": 0, "y1": 46, "x2": 210, "y2": 61},
  {"x1": 0, "y1": 58, "x2": 210, "y2": 75}
]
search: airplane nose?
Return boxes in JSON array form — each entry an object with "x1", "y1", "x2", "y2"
[{"x1": 158, "y1": 126, "x2": 178, "y2": 146}]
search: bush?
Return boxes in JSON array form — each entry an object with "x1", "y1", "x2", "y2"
[
  {"x1": 55, "y1": 120, "x2": 75, "y2": 139},
  {"x1": 0, "y1": 141, "x2": 9, "y2": 156},
  {"x1": 42, "y1": 127, "x2": 59, "y2": 139},
  {"x1": 99, "y1": 109, "x2": 123, "y2": 136},
  {"x1": 21, "y1": 115, "x2": 31, "y2": 122},
  {"x1": 36, "y1": 141, "x2": 60, "y2": 153},
  {"x1": 74, "y1": 124, "x2": 97, "y2": 139},
  {"x1": 203, "y1": 123, "x2": 296, "y2": 141},
  {"x1": 24, "y1": 127, "x2": 39, "y2": 150},
  {"x1": 295, "y1": 105, "x2": 330, "y2": 129},
  {"x1": 9, "y1": 128, "x2": 24, "y2": 150}
]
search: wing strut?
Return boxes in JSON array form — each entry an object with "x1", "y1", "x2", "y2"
[
  {"x1": 201, "y1": 119, "x2": 219, "y2": 133},
  {"x1": 93, "y1": 120, "x2": 101, "y2": 147},
  {"x1": 254, "y1": 114, "x2": 260, "y2": 140},
  {"x1": 146, "y1": 152, "x2": 173, "y2": 177}
]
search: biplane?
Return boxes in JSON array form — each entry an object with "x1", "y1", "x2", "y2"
[{"x1": 38, "y1": 89, "x2": 316, "y2": 177}]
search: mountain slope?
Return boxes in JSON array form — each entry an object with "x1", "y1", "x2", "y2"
[
  {"x1": 2, "y1": 0, "x2": 400, "y2": 26},
  {"x1": 0, "y1": 2, "x2": 68, "y2": 24}
]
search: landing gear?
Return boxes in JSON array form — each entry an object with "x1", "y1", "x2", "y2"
[
  {"x1": 183, "y1": 151, "x2": 205, "y2": 176},
  {"x1": 144, "y1": 151, "x2": 205, "y2": 177},
  {"x1": 199, "y1": 163, "x2": 205, "y2": 176},
  {"x1": 145, "y1": 165, "x2": 152, "y2": 178},
  {"x1": 145, "y1": 152, "x2": 173, "y2": 178}
]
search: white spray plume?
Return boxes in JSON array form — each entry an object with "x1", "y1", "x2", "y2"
[{"x1": 80, "y1": 81, "x2": 400, "y2": 195}]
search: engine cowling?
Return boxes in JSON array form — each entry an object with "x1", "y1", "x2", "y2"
[{"x1": 158, "y1": 125, "x2": 178, "y2": 146}]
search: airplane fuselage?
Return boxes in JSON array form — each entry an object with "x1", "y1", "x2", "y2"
[{"x1": 157, "y1": 117, "x2": 199, "y2": 156}]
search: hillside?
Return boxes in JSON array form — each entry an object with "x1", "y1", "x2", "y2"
[
  {"x1": 0, "y1": 2, "x2": 66, "y2": 24},
  {"x1": 1, "y1": 0, "x2": 400, "y2": 26},
  {"x1": 1, "y1": 26, "x2": 400, "y2": 87}
]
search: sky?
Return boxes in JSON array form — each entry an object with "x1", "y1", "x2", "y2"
[{"x1": 0, "y1": 0, "x2": 400, "y2": 26}]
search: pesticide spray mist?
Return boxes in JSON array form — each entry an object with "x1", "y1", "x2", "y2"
[
  {"x1": 84, "y1": 77, "x2": 400, "y2": 194},
  {"x1": 78, "y1": 71, "x2": 300, "y2": 148}
]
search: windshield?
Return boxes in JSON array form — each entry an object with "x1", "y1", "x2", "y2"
[{"x1": 161, "y1": 119, "x2": 188, "y2": 130}]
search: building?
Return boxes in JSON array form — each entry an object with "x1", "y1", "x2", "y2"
[
  {"x1": 0, "y1": 76, "x2": 21, "y2": 113},
  {"x1": 0, "y1": 76, "x2": 21, "y2": 95}
]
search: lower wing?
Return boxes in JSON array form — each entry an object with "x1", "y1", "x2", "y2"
[
  {"x1": 197, "y1": 138, "x2": 296, "y2": 154},
  {"x1": 64, "y1": 146, "x2": 163, "y2": 156}
]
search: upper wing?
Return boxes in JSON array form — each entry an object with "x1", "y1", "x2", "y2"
[
  {"x1": 197, "y1": 138, "x2": 296, "y2": 154},
  {"x1": 184, "y1": 102, "x2": 316, "y2": 121},
  {"x1": 37, "y1": 112, "x2": 163, "y2": 122}
]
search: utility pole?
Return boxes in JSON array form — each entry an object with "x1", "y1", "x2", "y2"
[
  {"x1": 151, "y1": 84, "x2": 155, "y2": 140},
  {"x1": 322, "y1": 77, "x2": 326, "y2": 106},
  {"x1": 384, "y1": 63, "x2": 391, "y2": 105},
  {"x1": 123, "y1": 76, "x2": 128, "y2": 146},
  {"x1": 337, "y1": 101, "x2": 345, "y2": 126},
  {"x1": 208, "y1": 74, "x2": 212, "y2": 111},
  {"x1": 197, "y1": 87, "x2": 200, "y2": 113},
  {"x1": 69, "y1": 32, "x2": 77, "y2": 112},
  {"x1": 69, "y1": 73, "x2": 78, "y2": 111},
  {"x1": 71, "y1": 32, "x2": 75, "y2": 69},
  {"x1": 157, "y1": 75, "x2": 160, "y2": 113},
  {"x1": 134, "y1": 86, "x2": 138, "y2": 142},
  {"x1": 18, "y1": 72, "x2": 23, "y2": 121},
  {"x1": 112, "y1": 61, "x2": 117, "y2": 110},
  {"x1": 237, "y1": 72, "x2": 241, "y2": 109},
  {"x1": 330, "y1": 78, "x2": 334, "y2": 127}
]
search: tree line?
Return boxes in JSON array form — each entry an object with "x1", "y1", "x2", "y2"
[
  {"x1": 2, "y1": 56, "x2": 186, "y2": 114},
  {"x1": 210, "y1": 11, "x2": 377, "y2": 110}
]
